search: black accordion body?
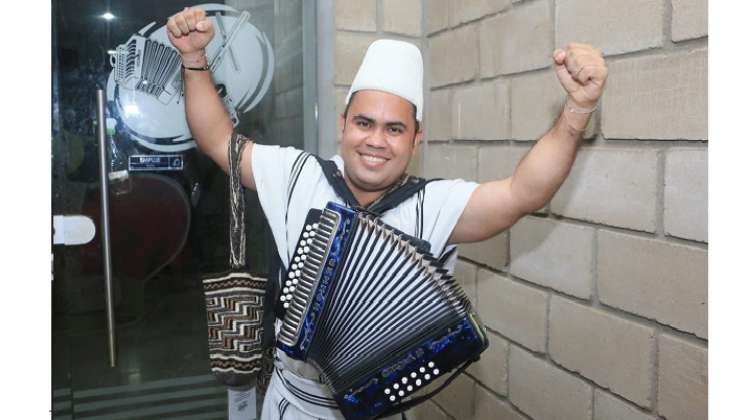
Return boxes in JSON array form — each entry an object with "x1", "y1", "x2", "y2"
[{"x1": 276, "y1": 202, "x2": 489, "y2": 420}]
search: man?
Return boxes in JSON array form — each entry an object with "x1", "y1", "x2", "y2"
[{"x1": 167, "y1": 6, "x2": 608, "y2": 420}]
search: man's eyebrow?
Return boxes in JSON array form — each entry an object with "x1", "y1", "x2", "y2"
[{"x1": 353, "y1": 113, "x2": 408, "y2": 129}]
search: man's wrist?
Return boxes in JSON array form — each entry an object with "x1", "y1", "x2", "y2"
[
  {"x1": 565, "y1": 96, "x2": 598, "y2": 114},
  {"x1": 181, "y1": 50, "x2": 208, "y2": 68}
]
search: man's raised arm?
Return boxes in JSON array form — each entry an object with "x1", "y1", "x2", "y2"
[
  {"x1": 166, "y1": 6, "x2": 257, "y2": 190},
  {"x1": 449, "y1": 43, "x2": 608, "y2": 244}
]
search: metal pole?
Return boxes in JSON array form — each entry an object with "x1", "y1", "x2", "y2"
[{"x1": 96, "y1": 89, "x2": 117, "y2": 367}]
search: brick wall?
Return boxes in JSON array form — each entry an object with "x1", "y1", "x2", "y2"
[{"x1": 333, "y1": 1, "x2": 708, "y2": 419}]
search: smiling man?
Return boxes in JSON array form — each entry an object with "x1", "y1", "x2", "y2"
[{"x1": 168, "y1": 6, "x2": 607, "y2": 420}]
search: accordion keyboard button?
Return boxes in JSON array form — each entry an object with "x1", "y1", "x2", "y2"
[
  {"x1": 401, "y1": 378, "x2": 408, "y2": 384},
  {"x1": 415, "y1": 379, "x2": 422, "y2": 386},
  {"x1": 384, "y1": 388, "x2": 390, "y2": 395},
  {"x1": 407, "y1": 385, "x2": 413, "y2": 392},
  {"x1": 424, "y1": 374, "x2": 431, "y2": 380},
  {"x1": 410, "y1": 372, "x2": 417, "y2": 378},
  {"x1": 393, "y1": 384, "x2": 399, "y2": 390},
  {"x1": 419, "y1": 367, "x2": 426, "y2": 373},
  {"x1": 398, "y1": 391, "x2": 405, "y2": 397},
  {"x1": 389, "y1": 396, "x2": 396, "y2": 402},
  {"x1": 428, "y1": 361, "x2": 435, "y2": 368}
]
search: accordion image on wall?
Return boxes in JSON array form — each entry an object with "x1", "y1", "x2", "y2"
[{"x1": 277, "y1": 202, "x2": 489, "y2": 420}]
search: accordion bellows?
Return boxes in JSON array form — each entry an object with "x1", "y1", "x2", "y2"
[{"x1": 277, "y1": 202, "x2": 488, "y2": 420}]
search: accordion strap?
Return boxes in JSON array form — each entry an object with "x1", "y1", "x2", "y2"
[
  {"x1": 312, "y1": 155, "x2": 440, "y2": 215},
  {"x1": 228, "y1": 132, "x2": 251, "y2": 269},
  {"x1": 374, "y1": 358, "x2": 476, "y2": 419}
]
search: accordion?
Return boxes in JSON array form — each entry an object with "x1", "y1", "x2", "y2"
[{"x1": 277, "y1": 202, "x2": 489, "y2": 420}]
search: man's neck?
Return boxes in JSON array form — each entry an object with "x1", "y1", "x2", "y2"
[{"x1": 344, "y1": 174, "x2": 407, "y2": 209}]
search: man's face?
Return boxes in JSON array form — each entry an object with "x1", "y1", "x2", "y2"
[{"x1": 339, "y1": 90, "x2": 422, "y2": 195}]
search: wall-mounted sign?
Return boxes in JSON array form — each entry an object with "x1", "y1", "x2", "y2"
[
  {"x1": 106, "y1": 4, "x2": 274, "y2": 153},
  {"x1": 129, "y1": 155, "x2": 184, "y2": 171}
]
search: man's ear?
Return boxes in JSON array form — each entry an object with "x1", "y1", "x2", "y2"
[
  {"x1": 339, "y1": 113, "x2": 347, "y2": 133},
  {"x1": 412, "y1": 127, "x2": 423, "y2": 152}
]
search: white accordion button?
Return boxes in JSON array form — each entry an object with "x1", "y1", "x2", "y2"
[
  {"x1": 283, "y1": 287, "x2": 289, "y2": 294},
  {"x1": 280, "y1": 295, "x2": 286, "y2": 302},
  {"x1": 289, "y1": 286, "x2": 296, "y2": 292},
  {"x1": 300, "y1": 240, "x2": 306, "y2": 246},
  {"x1": 401, "y1": 377, "x2": 407, "y2": 384},
  {"x1": 305, "y1": 225, "x2": 312, "y2": 231},
  {"x1": 303, "y1": 246, "x2": 310, "y2": 253},
  {"x1": 398, "y1": 391, "x2": 405, "y2": 397},
  {"x1": 410, "y1": 372, "x2": 417, "y2": 378},
  {"x1": 424, "y1": 374, "x2": 431, "y2": 380},
  {"x1": 283, "y1": 302, "x2": 290, "y2": 308},
  {"x1": 428, "y1": 362, "x2": 435, "y2": 368},
  {"x1": 295, "y1": 270, "x2": 301, "y2": 277},
  {"x1": 309, "y1": 231, "x2": 316, "y2": 237},
  {"x1": 303, "y1": 232, "x2": 309, "y2": 238},
  {"x1": 292, "y1": 279, "x2": 298, "y2": 285},
  {"x1": 393, "y1": 384, "x2": 399, "y2": 390},
  {"x1": 389, "y1": 396, "x2": 396, "y2": 402},
  {"x1": 433, "y1": 369, "x2": 440, "y2": 375},
  {"x1": 289, "y1": 272, "x2": 295, "y2": 279},
  {"x1": 407, "y1": 385, "x2": 413, "y2": 392},
  {"x1": 301, "y1": 255, "x2": 307, "y2": 260},
  {"x1": 291, "y1": 264, "x2": 297, "y2": 270},
  {"x1": 312, "y1": 223, "x2": 319, "y2": 229},
  {"x1": 415, "y1": 379, "x2": 422, "y2": 386},
  {"x1": 419, "y1": 367, "x2": 426, "y2": 373},
  {"x1": 294, "y1": 256, "x2": 300, "y2": 263},
  {"x1": 384, "y1": 388, "x2": 391, "y2": 395}
]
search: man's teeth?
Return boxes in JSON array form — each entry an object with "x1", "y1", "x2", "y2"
[{"x1": 362, "y1": 155, "x2": 386, "y2": 164}]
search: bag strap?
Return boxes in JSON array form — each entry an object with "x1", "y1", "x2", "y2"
[
  {"x1": 228, "y1": 132, "x2": 251, "y2": 269},
  {"x1": 311, "y1": 155, "x2": 440, "y2": 215}
]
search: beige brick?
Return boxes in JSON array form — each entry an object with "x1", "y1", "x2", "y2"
[
  {"x1": 551, "y1": 148, "x2": 658, "y2": 232},
  {"x1": 474, "y1": 384, "x2": 525, "y2": 420},
  {"x1": 408, "y1": 400, "x2": 449, "y2": 420},
  {"x1": 478, "y1": 145, "x2": 528, "y2": 181},
  {"x1": 426, "y1": 0, "x2": 450, "y2": 34},
  {"x1": 594, "y1": 389, "x2": 657, "y2": 420},
  {"x1": 658, "y1": 334, "x2": 708, "y2": 420},
  {"x1": 460, "y1": 232, "x2": 509, "y2": 269},
  {"x1": 467, "y1": 331, "x2": 509, "y2": 395},
  {"x1": 510, "y1": 216, "x2": 594, "y2": 298},
  {"x1": 477, "y1": 269, "x2": 548, "y2": 352},
  {"x1": 665, "y1": 148, "x2": 708, "y2": 242},
  {"x1": 450, "y1": 0, "x2": 511, "y2": 25},
  {"x1": 549, "y1": 296, "x2": 655, "y2": 407},
  {"x1": 335, "y1": 32, "x2": 378, "y2": 85},
  {"x1": 335, "y1": 0, "x2": 377, "y2": 32},
  {"x1": 479, "y1": 0, "x2": 553, "y2": 76},
  {"x1": 423, "y1": 143, "x2": 478, "y2": 180},
  {"x1": 452, "y1": 80, "x2": 510, "y2": 140},
  {"x1": 382, "y1": 0, "x2": 422, "y2": 36},
  {"x1": 430, "y1": 25, "x2": 480, "y2": 86},
  {"x1": 598, "y1": 230, "x2": 708, "y2": 338},
  {"x1": 432, "y1": 373, "x2": 475, "y2": 419},
  {"x1": 511, "y1": 70, "x2": 596, "y2": 140},
  {"x1": 426, "y1": 89, "x2": 452, "y2": 141},
  {"x1": 672, "y1": 0, "x2": 708, "y2": 42},
  {"x1": 455, "y1": 258, "x2": 478, "y2": 305},
  {"x1": 602, "y1": 48, "x2": 708, "y2": 140},
  {"x1": 556, "y1": 0, "x2": 664, "y2": 55},
  {"x1": 509, "y1": 346, "x2": 592, "y2": 420},
  {"x1": 408, "y1": 144, "x2": 424, "y2": 177}
]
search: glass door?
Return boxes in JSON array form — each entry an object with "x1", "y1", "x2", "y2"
[{"x1": 51, "y1": 1, "x2": 315, "y2": 418}]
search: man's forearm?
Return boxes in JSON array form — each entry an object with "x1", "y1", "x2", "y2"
[
  {"x1": 509, "y1": 100, "x2": 593, "y2": 213},
  {"x1": 183, "y1": 65, "x2": 233, "y2": 157}
]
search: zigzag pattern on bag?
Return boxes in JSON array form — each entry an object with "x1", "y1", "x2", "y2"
[{"x1": 202, "y1": 271, "x2": 267, "y2": 376}]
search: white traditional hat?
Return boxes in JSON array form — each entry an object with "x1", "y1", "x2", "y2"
[{"x1": 345, "y1": 39, "x2": 424, "y2": 122}]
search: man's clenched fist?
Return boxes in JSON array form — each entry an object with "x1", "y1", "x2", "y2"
[
  {"x1": 166, "y1": 6, "x2": 214, "y2": 59},
  {"x1": 553, "y1": 43, "x2": 608, "y2": 109}
]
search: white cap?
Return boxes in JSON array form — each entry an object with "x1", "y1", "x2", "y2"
[{"x1": 346, "y1": 39, "x2": 423, "y2": 122}]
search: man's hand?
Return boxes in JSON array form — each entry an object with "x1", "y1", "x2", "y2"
[
  {"x1": 166, "y1": 7, "x2": 214, "y2": 61},
  {"x1": 553, "y1": 43, "x2": 608, "y2": 109}
]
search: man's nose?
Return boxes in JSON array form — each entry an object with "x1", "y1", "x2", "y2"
[{"x1": 365, "y1": 127, "x2": 387, "y2": 148}]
